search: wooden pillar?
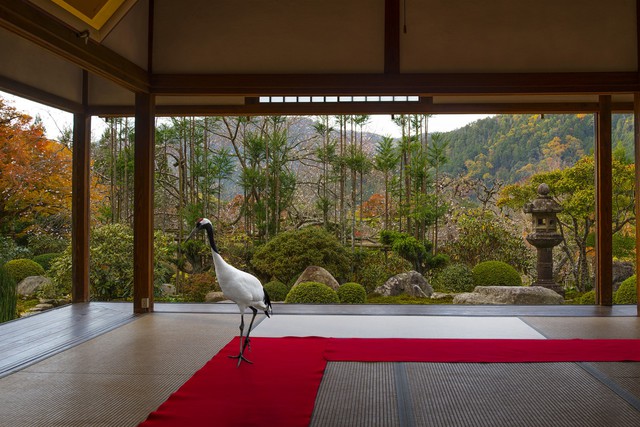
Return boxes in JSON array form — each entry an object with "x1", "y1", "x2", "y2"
[
  {"x1": 384, "y1": 0, "x2": 400, "y2": 74},
  {"x1": 133, "y1": 92, "x2": 155, "y2": 313},
  {"x1": 71, "y1": 111, "x2": 90, "y2": 303},
  {"x1": 595, "y1": 95, "x2": 613, "y2": 306},
  {"x1": 635, "y1": 93, "x2": 640, "y2": 316}
]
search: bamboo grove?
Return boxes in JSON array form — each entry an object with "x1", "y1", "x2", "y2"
[{"x1": 92, "y1": 114, "x2": 450, "y2": 252}]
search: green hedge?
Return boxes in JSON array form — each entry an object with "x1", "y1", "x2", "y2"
[
  {"x1": 3, "y1": 258, "x2": 45, "y2": 284},
  {"x1": 337, "y1": 282, "x2": 366, "y2": 304},
  {"x1": 0, "y1": 267, "x2": 17, "y2": 323},
  {"x1": 614, "y1": 275, "x2": 637, "y2": 305},
  {"x1": 472, "y1": 261, "x2": 522, "y2": 287},
  {"x1": 579, "y1": 290, "x2": 596, "y2": 305},
  {"x1": 263, "y1": 280, "x2": 289, "y2": 302},
  {"x1": 251, "y1": 227, "x2": 351, "y2": 285},
  {"x1": 285, "y1": 281, "x2": 339, "y2": 304},
  {"x1": 32, "y1": 253, "x2": 62, "y2": 271},
  {"x1": 432, "y1": 263, "x2": 475, "y2": 293}
]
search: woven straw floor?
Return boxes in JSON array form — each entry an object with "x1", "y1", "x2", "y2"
[{"x1": 0, "y1": 303, "x2": 638, "y2": 426}]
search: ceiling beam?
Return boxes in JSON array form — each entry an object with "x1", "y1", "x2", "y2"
[
  {"x1": 0, "y1": 0, "x2": 148, "y2": 93},
  {"x1": 152, "y1": 72, "x2": 640, "y2": 97},
  {"x1": 0, "y1": 75, "x2": 83, "y2": 113},
  {"x1": 87, "y1": 100, "x2": 634, "y2": 117}
]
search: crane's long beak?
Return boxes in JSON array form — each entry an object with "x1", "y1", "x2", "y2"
[{"x1": 185, "y1": 226, "x2": 198, "y2": 242}]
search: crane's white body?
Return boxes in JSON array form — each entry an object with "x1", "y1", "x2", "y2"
[{"x1": 211, "y1": 250, "x2": 269, "y2": 314}]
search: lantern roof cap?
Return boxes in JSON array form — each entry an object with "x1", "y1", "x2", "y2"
[{"x1": 523, "y1": 183, "x2": 562, "y2": 214}]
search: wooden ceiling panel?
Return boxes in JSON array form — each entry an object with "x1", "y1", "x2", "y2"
[
  {"x1": 402, "y1": 0, "x2": 637, "y2": 73},
  {"x1": 0, "y1": 27, "x2": 83, "y2": 106},
  {"x1": 100, "y1": 0, "x2": 148, "y2": 69},
  {"x1": 153, "y1": 0, "x2": 384, "y2": 74},
  {"x1": 88, "y1": 72, "x2": 134, "y2": 105}
]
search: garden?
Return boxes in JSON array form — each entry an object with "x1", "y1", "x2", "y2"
[{"x1": 1, "y1": 101, "x2": 638, "y2": 323}]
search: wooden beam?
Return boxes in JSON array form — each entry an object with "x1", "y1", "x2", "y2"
[
  {"x1": 595, "y1": 95, "x2": 613, "y2": 306},
  {"x1": 71, "y1": 72, "x2": 90, "y2": 303},
  {"x1": 0, "y1": 75, "x2": 83, "y2": 113},
  {"x1": 385, "y1": 0, "x2": 400, "y2": 74},
  {"x1": 0, "y1": 0, "x2": 148, "y2": 93},
  {"x1": 635, "y1": 93, "x2": 640, "y2": 316},
  {"x1": 133, "y1": 92, "x2": 155, "y2": 314},
  {"x1": 151, "y1": 72, "x2": 640, "y2": 97},
  {"x1": 88, "y1": 101, "x2": 637, "y2": 118}
]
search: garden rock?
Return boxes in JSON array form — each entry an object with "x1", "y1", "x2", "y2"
[
  {"x1": 17, "y1": 276, "x2": 51, "y2": 297},
  {"x1": 375, "y1": 271, "x2": 433, "y2": 297},
  {"x1": 29, "y1": 303, "x2": 54, "y2": 313},
  {"x1": 293, "y1": 266, "x2": 340, "y2": 291},
  {"x1": 160, "y1": 283, "x2": 176, "y2": 296},
  {"x1": 453, "y1": 286, "x2": 563, "y2": 305},
  {"x1": 612, "y1": 261, "x2": 634, "y2": 292},
  {"x1": 205, "y1": 291, "x2": 226, "y2": 302}
]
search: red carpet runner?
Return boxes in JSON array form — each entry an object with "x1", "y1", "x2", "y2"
[{"x1": 139, "y1": 337, "x2": 640, "y2": 427}]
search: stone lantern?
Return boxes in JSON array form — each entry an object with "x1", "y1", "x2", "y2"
[{"x1": 523, "y1": 183, "x2": 564, "y2": 295}]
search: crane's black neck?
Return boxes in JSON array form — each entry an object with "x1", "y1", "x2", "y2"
[{"x1": 202, "y1": 222, "x2": 219, "y2": 254}]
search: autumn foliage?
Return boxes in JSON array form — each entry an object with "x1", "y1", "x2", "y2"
[{"x1": 0, "y1": 99, "x2": 72, "y2": 235}]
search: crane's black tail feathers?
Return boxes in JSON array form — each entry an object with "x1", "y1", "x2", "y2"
[{"x1": 263, "y1": 289, "x2": 272, "y2": 318}]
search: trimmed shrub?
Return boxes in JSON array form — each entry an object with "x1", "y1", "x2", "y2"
[
  {"x1": 352, "y1": 249, "x2": 411, "y2": 294},
  {"x1": 251, "y1": 227, "x2": 351, "y2": 285},
  {"x1": 579, "y1": 290, "x2": 596, "y2": 305},
  {"x1": 285, "y1": 281, "x2": 339, "y2": 304},
  {"x1": 432, "y1": 263, "x2": 475, "y2": 293},
  {"x1": 182, "y1": 273, "x2": 218, "y2": 302},
  {"x1": 472, "y1": 261, "x2": 522, "y2": 287},
  {"x1": 263, "y1": 280, "x2": 289, "y2": 302},
  {"x1": 49, "y1": 226, "x2": 175, "y2": 300},
  {"x1": 0, "y1": 236, "x2": 32, "y2": 266},
  {"x1": 614, "y1": 275, "x2": 637, "y2": 305},
  {"x1": 0, "y1": 267, "x2": 17, "y2": 323},
  {"x1": 32, "y1": 253, "x2": 62, "y2": 271},
  {"x1": 338, "y1": 282, "x2": 366, "y2": 304},
  {"x1": 3, "y1": 258, "x2": 45, "y2": 284}
]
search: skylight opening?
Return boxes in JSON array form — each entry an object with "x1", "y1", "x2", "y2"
[{"x1": 258, "y1": 96, "x2": 420, "y2": 104}]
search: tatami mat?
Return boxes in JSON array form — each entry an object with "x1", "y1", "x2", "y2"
[
  {"x1": 312, "y1": 361, "x2": 640, "y2": 427},
  {"x1": 0, "y1": 313, "x2": 238, "y2": 427},
  {"x1": 252, "y1": 315, "x2": 546, "y2": 339},
  {"x1": 1, "y1": 305, "x2": 639, "y2": 426}
]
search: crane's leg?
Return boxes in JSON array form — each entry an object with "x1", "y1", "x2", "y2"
[
  {"x1": 229, "y1": 312, "x2": 253, "y2": 366},
  {"x1": 241, "y1": 307, "x2": 259, "y2": 353}
]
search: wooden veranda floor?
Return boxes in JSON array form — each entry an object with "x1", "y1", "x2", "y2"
[{"x1": 0, "y1": 303, "x2": 639, "y2": 426}]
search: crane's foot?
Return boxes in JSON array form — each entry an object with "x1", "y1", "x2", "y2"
[{"x1": 228, "y1": 353, "x2": 253, "y2": 367}]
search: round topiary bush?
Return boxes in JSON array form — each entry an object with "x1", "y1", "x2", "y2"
[
  {"x1": 32, "y1": 253, "x2": 62, "y2": 271},
  {"x1": 251, "y1": 227, "x2": 352, "y2": 285},
  {"x1": 337, "y1": 282, "x2": 366, "y2": 304},
  {"x1": 263, "y1": 280, "x2": 289, "y2": 302},
  {"x1": 614, "y1": 275, "x2": 637, "y2": 305},
  {"x1": 432, "y1": 263, "x2": 475, "y2": 293},
  {"x1": 182, "y1": 272, "x2": 218, "y2": 302},
  {"x1": 3, "y1": 258, "x2": 45, "y2": 284},
  {"x1": 471, "y1": 261, "x2": 522, "y2": 287},
  {"x1": 285, "y1": 281, "x2": 339, "y2": 304},
  {"x1": 579, "y1": 290, "x2": 596, "y2": 305}
]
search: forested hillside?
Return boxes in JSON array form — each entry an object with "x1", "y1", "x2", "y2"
[{"x1": 442, "y1": 114, "x2": 634, "y2": 183}]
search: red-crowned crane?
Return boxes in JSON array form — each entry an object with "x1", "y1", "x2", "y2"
[{"x1": 186, "y1": 218, "x2": 272, "y2": 367}]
